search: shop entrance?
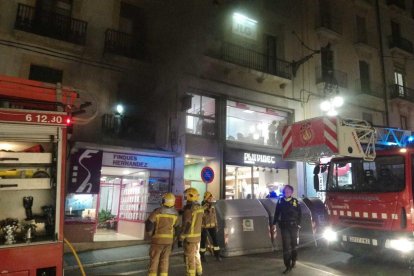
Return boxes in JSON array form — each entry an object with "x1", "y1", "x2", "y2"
[
  {"x1": 225, "y1": 165, "x2": 289, "y2": 200},
  {"x1": 95, "y1": 167, "x2": 150, "y2": 242}
]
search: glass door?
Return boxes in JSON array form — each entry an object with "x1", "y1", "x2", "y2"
[{"x1": 225, "y1": 165, "x2": 253, "y2": 199}]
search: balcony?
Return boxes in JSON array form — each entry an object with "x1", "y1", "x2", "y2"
[
  {"x1": 316, "y1": 13, "x2": 342, "y2": 39},
  {"x1": 104, "y1": 29, "x2": 144, "y2": 59},
  {"x1": 387, "y1": 0, "x2": 405, "y2": 10},
  {"x1": 15, "y1": 3, "x2": 87, "y2": 45},
  {"x1": 388, "y1": 35, "x2": 414, "y2": 55},
  {"x1": 207, "y1": 42, "x2": 292, "y2": 80},
  {"x1": 390, "y1": 84, "x2": 414, "y2": 103},
  {"x1": 102, "y1": 114, "x2": 155, "y2": 144},
  {"x1": 316, "y1": 67, "x2": 348, "y2": 88},
  {"x1": 354, "y1": 79, "x2": 384, "y2": 98}
]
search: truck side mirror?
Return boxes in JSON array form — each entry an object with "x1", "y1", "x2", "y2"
[{"x1": 313, "y1": 165, "x2": 320, "y2": 191}]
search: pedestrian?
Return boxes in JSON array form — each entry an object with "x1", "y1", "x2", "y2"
[
  {"x1": 199, "y1": 191, "x2": 221, "y2": 262},
  {"x1": 179, "y1": 187, "x2": 204, "y2": 276},
  {"x1": 268, "y1": 120, "x2": 278, "y2": 146},
  {"x1": 145, "y1": 193, "x2": 179, "y2": 276},
  {"x1": 273, "y1": 185, "x2": 302, "y2": 274}
]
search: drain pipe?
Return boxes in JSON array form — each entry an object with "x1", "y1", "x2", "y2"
[{"x1": 375, "y1": 0, "x2": 390, "y2": 126}]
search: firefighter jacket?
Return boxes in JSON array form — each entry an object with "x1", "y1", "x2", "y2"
[
  {"x1": 180, "y1": 202, "x2": 204, "y2": 243},
  {"x1": 273, "y1": 197, "x2": 302, "y2": 226},
  {"x1": 201, "y1": 201, "x2": 217, "y2": 229},
  {"x1": 145, "y1": 206, "x2": 179, "y2": 245}
]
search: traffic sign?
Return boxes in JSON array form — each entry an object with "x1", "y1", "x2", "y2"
[{"x1": 201, "y1": 166, "x2": 215, "y2": 184}]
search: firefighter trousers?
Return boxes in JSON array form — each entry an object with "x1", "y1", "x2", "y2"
[
  {"x1": 200, "y1": 227, "x2": 220, "y2": 253},
  {"x1": 184, "y1": 241, "x2": 202, "y2": 276},
  {"x1": 280, "y1": 224, "x2": 299, "y2": 268},
  {"x1": 148, "y1": 243, "x2": 172, "y2": 276}
]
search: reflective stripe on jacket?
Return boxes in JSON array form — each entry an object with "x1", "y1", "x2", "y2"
[
  {"x1": 181, "y1": 202, "x2": 204, "y2": 243},
  {"x1": 202, "y1": 201, "x2": 217, "y2": 228},
  {"x1": 146, "y1": 206, "x2": 179, "y2": 244}
]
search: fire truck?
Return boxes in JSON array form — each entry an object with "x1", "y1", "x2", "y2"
[
  {"x1": 0, "y1": 75, "x2": 81, "y2": 275},
  {"x1": 282, "y1": 116, "x2": 414, "y2": 260}
]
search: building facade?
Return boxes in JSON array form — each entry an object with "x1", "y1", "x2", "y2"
[{"x1": 1, "y1": 0, "x2": 414, "y2": 241}]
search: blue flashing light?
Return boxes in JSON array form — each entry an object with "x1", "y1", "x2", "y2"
[
  {"x1": 408, "y1": 136, "x2": 414, "y2": 143},
  {"x1": 386, "y1": 142, "x2": 398, "y2": 146}
]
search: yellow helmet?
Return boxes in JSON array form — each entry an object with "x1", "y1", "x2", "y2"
[
  {"x1": 204, "y1": 191, "x2": 213, "y2": 201},
  {"x1": 162, "y1": 193, "x2": 176, "y2": 207},
  {"x1": 184, "y1": 187, "x2": 199, "y2": 202}
]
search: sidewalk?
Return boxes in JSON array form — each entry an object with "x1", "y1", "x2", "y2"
[{"x1": 64, "y1": 243, "x2": 183, "y2": 272}]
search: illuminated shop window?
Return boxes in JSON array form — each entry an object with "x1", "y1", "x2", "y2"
[
  {"x1": 186, "y1": 95, "x2": 216, "y2": 137},
  {"x1": 226, "y1": 101, "x2": 288, "y2": 148}
]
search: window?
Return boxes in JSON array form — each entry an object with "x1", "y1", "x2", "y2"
[
  {"x1": 391, "y1": 21, "x2": 401, "y2": 38},
  {"x1": 394, "y1": 71, "x2": 406, "y2": 96},
  {"x1": 327, "y1": 156, "x2": 405, "y2": 192},
  {"x1": 186, "y1": 95, "x2": 216, "y2": 137},
  {"x1": 359, "y1": 61, "x2": 370, "y2": 93},
  {"x1": 29, "y1": 64, "x2": 63, "y2": 84},
  {"x1": 225, "y1": 165, "x2": 288, "y2": 200},
  {"x1": 356, "y1": 16, "x2": 367, "y2": 43},
  {"x1": 226, "y1": 101, "x2": 288, "y2": 148},
  {"x1": 362, "y1": 112, "x2": 373, "y2": 125},
  {"x1": 401, "y1": 115, "x2": 408, "y2": 129},
  {"x1": 36, "y1": 0, "x2": 73, "y2": 16},
  {"x1": 321, "y1": 45, "x2": 334, "y2": 81}
]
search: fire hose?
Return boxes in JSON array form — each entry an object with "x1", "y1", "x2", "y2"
[{"x1": 64, "y1": 238, "x2": 86, "y2": 276}]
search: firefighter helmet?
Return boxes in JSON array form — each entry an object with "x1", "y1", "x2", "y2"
[
  {"x1": 162, "y1": 193, "x2": 176, "y2": 207},
  {"x1": 204, "y1": 191, "x2": 213, "y2": 201},
  {"x1": 184, "y1": 187, "x2": 199, "y2": 202}
]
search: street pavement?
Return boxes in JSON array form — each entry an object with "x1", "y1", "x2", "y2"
[{"x1": 64, "y1": 245, "x2": 413, "y2": 275}]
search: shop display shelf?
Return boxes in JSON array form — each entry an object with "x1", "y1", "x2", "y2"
[
  {"x1": 0, "y1": 178, "x2": 51, "y2": 190},
  {"x1": 0, "y1": 152, "x2": 52, "y2": 164}
]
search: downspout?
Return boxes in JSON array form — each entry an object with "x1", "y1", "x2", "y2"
[{"x1": 375, "y1": 0, "x2": 390, "y2": 126}]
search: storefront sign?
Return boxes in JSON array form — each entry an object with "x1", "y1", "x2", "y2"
[
  {"x1": 243, "y1": 153, "x2": 275, "y2": 165},
  {"x1": 242, "y1": 219, "x2": 254, "y2": 231},
  {"x1": 102, "y1": 152, "x2": 172, "y2": 170},
  {"x1": 201, "y1": 166, "x2": 215, "y2": 184},
  {"x1": 225, "y1": 148, "x2": 293, "y2": 169},
  {"x1": 68, "y1": 149, "x2": 103, "y2": 194},
  {"x1": 232, "y1": 12, "x2": 257, "y2": 40}
]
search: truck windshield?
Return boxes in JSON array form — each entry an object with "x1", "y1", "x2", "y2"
[{"x1": 327, "y1": 155, "x2": 405, "y2": 192}]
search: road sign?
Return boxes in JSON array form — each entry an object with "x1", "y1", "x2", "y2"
[{"x1": 201, "y1": 166, "x2": 215, "y2": 184}]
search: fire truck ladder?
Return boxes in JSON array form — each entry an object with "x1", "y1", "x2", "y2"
[
  {"x1": 375, "y1": 127, "x2": 413, "y2": 147},
  {"x1": 340, "y1": 118, "x2": 377, "y2": 161}
]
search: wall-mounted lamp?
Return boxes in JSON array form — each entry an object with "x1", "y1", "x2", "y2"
[{"x1": 116, "y1": 104, "x2": 124, "y2": 115}]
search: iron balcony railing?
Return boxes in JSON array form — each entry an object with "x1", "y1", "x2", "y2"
[
  {"x1": 390, "y1": 84, "x2": 414, "y2": 102},
  {"x1": 388, "y1": 35, "x2": 414, "y2": 54},
  {"x1": 354, "y1": 79, "x2": 384, "y2": 98},
  {"x1": 15, "y1": 3, "x2": 87, "y2": 45},
  {"x1": 102, "y1": 114, "x2": 155, "y2": 143},
  {"x1": 316, "y1": 13, "x2": 342, "y2": 35},
  {"x1": 316, "y1": 66, "x2": 348, "y2": 88},
  {"x1": 208, "y1": 41, "x2": 292, "y2": 80},
  {"x1": 387, "y1": 0, "x2": 405, "y2": 9},
  {"x1": 104, "y1": 29, "x2": 144, "y2": 59}
]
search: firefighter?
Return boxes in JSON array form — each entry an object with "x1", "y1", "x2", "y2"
[
  {"x1": 145, "y1": 193, "x2": 179, "y2": 276},
  {"x1": 199, "y1": 191, "x2": 221, "y2": 262},
  {"x1": 179, "y1": 187, "x2": 204, "y2": 276},
  {"x1": 273, "y1": 185, "x2": 302, "y2": 274}
]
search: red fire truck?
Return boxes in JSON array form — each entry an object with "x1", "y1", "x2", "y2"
[
  {"x1": 283, "y1": 116, "x2": 414, "y2": 259},
  {"x1": 0, "y1": 75, "x2": 80, "y2": 275}
]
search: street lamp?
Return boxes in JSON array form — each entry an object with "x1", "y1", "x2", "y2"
[{"x1": 320, "y1": 95, "x2": 343, "y2": 116}]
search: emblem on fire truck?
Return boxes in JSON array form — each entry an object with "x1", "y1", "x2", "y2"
[{"x1": 299, "y1": 122, "x2": 314, "y2": 145}]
